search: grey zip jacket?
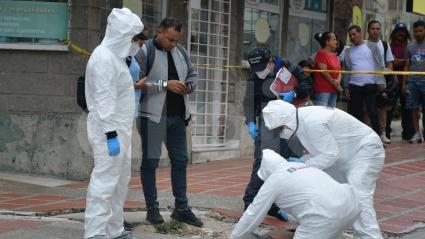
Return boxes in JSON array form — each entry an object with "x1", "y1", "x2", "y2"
[
  {"x1": 342, "y1": 42, "x2": 386, "y2": 88},
  {"x1": 134, "y1": 40, "x2": 198, "y2": 123}
]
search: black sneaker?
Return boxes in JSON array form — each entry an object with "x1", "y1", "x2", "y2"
[
  {"x1": 112, "y1": 231, "x2": 140, "y2": 239},
  {"x1": 170, "y1": 207, "x2": 203, "y2": 227},
  {"x1": 123, "y1": 220, "x2": 133, "y2": 231},
  {"x1": 146, "y1": 207, "x2": 164, "y2": 225}
]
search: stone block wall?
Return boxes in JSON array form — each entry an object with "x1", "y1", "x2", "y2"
[{"x1": 0, "y1": 0, "x2": 123, "y2": 180}]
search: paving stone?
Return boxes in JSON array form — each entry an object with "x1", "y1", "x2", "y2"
[
  {"x1": 0, "y1": 142, "x2": 424, "y2": 236},
  {"x1": 28, "y1": 195, "x2": 70, "y2": 201},
  {"x1": 0, "y1": 218, "x2": 45, "y2": 234}
]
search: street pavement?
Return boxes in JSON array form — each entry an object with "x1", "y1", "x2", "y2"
[{"x1": 0, "y1": 121, "x2": 424, "y2": 238}]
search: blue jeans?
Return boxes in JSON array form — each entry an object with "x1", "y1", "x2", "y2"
[
  {"x1": 137, "y1": 116, "x2": 189, "y2": 209},
  {"x1": 406, "y1": 80, "x2": 425, "y2": 109},
  {"x1": 314, "y1": 92, "x2": 337, "y2": 107}
]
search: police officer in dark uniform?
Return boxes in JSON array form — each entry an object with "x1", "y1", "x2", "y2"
[{"x1": 243, "y1": 47, "x2": 312, "y2": 219}]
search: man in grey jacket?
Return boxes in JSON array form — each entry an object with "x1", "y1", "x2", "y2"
[
  {"x1": 134, "y1": 17, "x2": 202, "y2": 227},
  {"x1": 342, "y1": 25, "x2": 386, "y2": 136}
]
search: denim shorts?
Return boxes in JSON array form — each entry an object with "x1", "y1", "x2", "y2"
[
  {"x1": 314, "y1": 92, "x2": 338, "y2": 107},
  {"x1": 406, "y1": 80, "x2": 425, "y2": 109}
]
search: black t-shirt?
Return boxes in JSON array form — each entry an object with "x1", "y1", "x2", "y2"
[
  {"x1": 165, "y1": 51, "x2": 185, "y2": 117},
  {"x1": 153, "y1": 39, "x2": 185, "y2": 118}
]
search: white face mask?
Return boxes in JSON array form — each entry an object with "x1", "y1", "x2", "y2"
[
  {"x1": 280, "y1": 127, "x2": 294, "y2": 139},
  {"x1": 128, "y1": 42, "x2": 140, "y2": 56},
  {"x1": 255, "y1": 67, "x2": 270, "y2": 79}
]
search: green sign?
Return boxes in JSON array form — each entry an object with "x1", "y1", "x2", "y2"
[
  {"x1": 305, "y1": 0, "x2": 326, "y2": 13},
  {"x1": 0, "y1": 1, "x2": 68, "y2": 39}
]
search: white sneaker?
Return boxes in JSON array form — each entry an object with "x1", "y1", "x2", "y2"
[
  {"x1": 113, "y1": 231, "x2": 139, "y2": 239},
  {"x1": 409, "y1": 133, "x2": 423, "y2": 144},
  {"x1": 380, "y1": 134, "x2": 391, "y2": 144}
]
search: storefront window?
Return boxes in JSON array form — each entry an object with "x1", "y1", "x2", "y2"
[
  {"x1": 188, "y1": 0, "x2": 231, "y2": 146},
  {"x1": 260, "y1": 0, "x2": 279, "y2": 5},
  {"x1": 395, "y1": 0, "x2": 425, "y2": 36},
  {"x1": 285, "y1": 0, "x2": 327, "y2": 64},
  {"x1": 0, "y1": 0, "x2": 69, "y2": 50},
  {"x1": 141, "y1": 0, "x2": 164, "y2": 38},
  {"x1": 242, "y1": 1, "x2": 281, "y2": 60}
]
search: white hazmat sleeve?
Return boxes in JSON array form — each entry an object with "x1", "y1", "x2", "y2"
[{"x1": 229, "y1": 180, "x2": 278, "y2": 239}]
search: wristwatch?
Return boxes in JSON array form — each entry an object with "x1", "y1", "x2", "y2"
[{"x1": 162, "y1": 80, "x2": 168, "y2": 88}]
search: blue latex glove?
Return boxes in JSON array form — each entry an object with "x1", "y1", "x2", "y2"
[
  {"x1": 247, "y1": 122, "x2": 258, "y2": 140},
  {"x1": 107, "y1": 137, "x2": 120, "y2": 156},
  {"x1": 277, "y1": 209, "x2": 289, "y2": 221},
  {"x1": 278, "y1": 91, "x2": 295, "y2": 103},
  {"x1": 288, "y1": 157, "x2": 304, "y2": 163}
]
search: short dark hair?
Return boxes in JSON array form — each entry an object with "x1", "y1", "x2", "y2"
[
  {"x1": 159, "y1": 17, "x2": 182, "y2": 32},
  {"x1": 298, "y1": 60, "x2": 314, "y2": 69},
  {"x1": 368, "y1": 20, "x2": 381, "y2": 30},
  {"x1": 348, "y1": 25, "x2": 362, "y2": 33},
  {"x1": 413, "y1": 20, "x2": 425, "y2": 29}
]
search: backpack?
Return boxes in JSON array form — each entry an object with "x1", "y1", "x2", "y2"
[
  {"x1": 77, "y1": 76, "x2": 87, "y2": 111},
  {"x1": 382, "y1": 41, "x2": 398, "y2": 92},
  {"x1": 377, "y1": 41, "x2": 397, "y2": 109}
]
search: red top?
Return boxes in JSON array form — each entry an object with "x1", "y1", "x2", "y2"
[
  {"x1": 313, "y1": 49, "x2": 341, "y2": 93},
  {"x1": 390, "y1": 42, "x2": 407, "y2": 71}
]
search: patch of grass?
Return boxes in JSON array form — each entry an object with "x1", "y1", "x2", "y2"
[{"x1": 154, "y1": 220, "x2": 187, "y2": 234}]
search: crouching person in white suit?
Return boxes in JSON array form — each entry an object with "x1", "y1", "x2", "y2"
[
  {"x1": 262, "y1": 100, "x2": 385, "y2": 239},
  {"x1": 229, "y1": 149, "x2": 359, "y2": 239}
]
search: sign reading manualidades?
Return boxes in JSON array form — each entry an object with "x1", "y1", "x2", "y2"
[{"x1": 0, "y1": 1, "x2": 68, "y2": 39}]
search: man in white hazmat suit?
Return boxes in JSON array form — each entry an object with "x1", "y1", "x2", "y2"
[
  {"x1": 262, "y1": 100, "x2": 385, "y2": 239},
  {"x1": 230, "y1": 149, "x2": 359, "y2": 239},
  {"x1": 84, "y1": 8, "x2": 144, "y2": 239}
]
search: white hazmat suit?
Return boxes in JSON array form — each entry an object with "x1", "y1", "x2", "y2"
[
  {"x1": 230, "y1": 149, "x2": 359, "y2": 239},
  {"x1": 84, "y1": 8, "x2": 143, "y2": 239},
  {"x1": 263, "y1": 100, "x2": 385, "y2": 239}
]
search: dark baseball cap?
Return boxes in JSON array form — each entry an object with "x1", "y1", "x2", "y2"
[
  {"x1": 394, "y1": 23, "x2": 408, "y2": 31},
  {"x1": 248, "y1": 47, "x2": 271, "y2": 73},
  {"x1": 134, "y1": 31, "x2": 148, "y2": 40},
  {"x1": 134, "y1": 27, "x2": 149, "y2": 40}
]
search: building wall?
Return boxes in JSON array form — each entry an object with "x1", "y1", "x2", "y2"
[
  {"x1": 227, "y1": 0, "x2": 254, "y2": 156},
  {"x1": 0, "y1": 0, "x2": 123, "y2": 180},
  {"x1": 334, "y1": 0, "x2": 425, "y2": 45},
  {"x1": 1, "y1": 0, "x2": 366, "y2": 179}
]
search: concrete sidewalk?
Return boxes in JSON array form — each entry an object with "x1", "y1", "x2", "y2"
[{"x1": 0, "y1": 137, "x2": 424, "y2": 238}]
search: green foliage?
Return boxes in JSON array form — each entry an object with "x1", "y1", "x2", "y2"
[{"x1": 154, "y1": 220, "x2": 186, "y2": 234}]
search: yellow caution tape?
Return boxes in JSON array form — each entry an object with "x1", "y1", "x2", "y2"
[
  {"x1": 193, "y1": 63, "x2": 249, "y2": 69},
  {"x1": 60, "y1": 40, "x2": 91, "y2": 58},
  {"x1": 305, "y1": 69, "x2": 425, "y2": 75},
  {"x1": 62, "y1": 40, "x2": 425, "y2": 75}
]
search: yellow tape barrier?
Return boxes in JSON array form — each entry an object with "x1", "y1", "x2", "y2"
[
  {"x1": 63, "y1": 40, "x2": 425, "y2": 75},
  {"x1": 305, "y1": 69, "x2": 425, "y2": 76},
  {"x1": 61, "y1": 40, "x2": 91, "y2": 58},
  {"x1": 193, "y1": 63, "x2": 249, "y2": 69}
]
